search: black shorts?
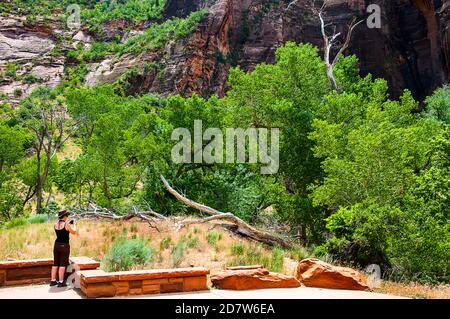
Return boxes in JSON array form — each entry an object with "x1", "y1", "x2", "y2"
[{"x1": 53, "y1": 242, "x2": 70, "y2": 267}]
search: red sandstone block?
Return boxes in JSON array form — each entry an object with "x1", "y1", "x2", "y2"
[
  {"x1": 115, "y1": 268, "x2": 209, "y2": 281},
  {"x1": 168, "y1": 277, "x2": 183, "y2": 284},
  {"x1": 5, "y1": 278, "x2": 51, "y2": 286},
  {"x1": 160, "y1": 283, "x2": 184, "y2": 293},
  {"x1": 129, "y1": 280, "x2": 143, "y2": 290},
  {"x1": 142, "y1": 284, "x2": 160, "y2": 294},
  {"x1": 84, "y1": 283, "x2": 116, "y2": 298},
  {"x1": 226, "y1": 265, "x2": 264, "y2": 271},
  {"x1": 183, "y1": 276, "x2": 208, "y2": 292},
  {"x1": 143, "y1": 278, "x2": 169, "y2": 285},
  {"x1": 69, "y1": 257, "x2": 100, "y2": 270},
  {"x1": 129, "y1": 288, "x2": 143, "y2": 295},
  {"x1": 79, "y1": 267, "x2": 209, "y2": 284},
  {"x1": 0, "y1": 259, "x2": 53, "y2": 269},
  {"x1": 112, "y1": 281, "x2": 129, "y2": 295},
  {"x1": 79, "y1": 269, "x2": 120, "y2": 283},
  {"x1": 0, "y1": 270, "x2": 6, "y2": 286},
  {"x1": 6, "y1": 265, "x2": 52, "y2": 281}
]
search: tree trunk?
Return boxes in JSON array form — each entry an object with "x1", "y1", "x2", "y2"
[
  {"x1": 35, "y1": 153, "x2": 43, "y2": 213},
  {"x1": 160, "y1": 175, "x2": 292, "y2": 248}
]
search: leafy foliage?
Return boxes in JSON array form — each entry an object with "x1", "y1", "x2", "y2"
[
  {"x1": 309, "y1": 79, "x2": 449, "y2": 282},
  {"x1": 66, "y1": 9, "x2": 207, "y2": 63},
  {"x1": 101, "y1": 233, "x2": 154, "y2": 272}
]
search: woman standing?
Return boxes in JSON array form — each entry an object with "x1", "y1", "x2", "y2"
[{"x1": 50, "y1": 210, "x2": 77, "y2": 287}]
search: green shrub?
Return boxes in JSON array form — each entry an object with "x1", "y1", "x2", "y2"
[
  {"x1": 13, "y1": 88, "x2": 23, "y2": 97},
  {"x1": 184, "y1": 234, "x2": 199, "y2": 248},
  {"x1": 172, "y1": 241, "x2": 186, "y2": 267},
  {"x1": 270, "y1": 248, "x2": 285, "y2": 273},
  {"x1": 322, "y1": 201, "x2": 450, "y2": 283},
  {"x1": 101, "y1": 236, "x2": 154, "y2": 272},
  {"x1": 39, "y1": 201, "x2": 60, "y2": 216},
  {"x1": 83, "y1": 0, "x2": 166, "y2": 32},
  {"x1": 287, "y1": 246, "x2": 310, "y2": 261},
  {"x1": 22, "y1": 75, "x2": 39, "y2": 84},
  {"x1": 5, "y1": 63, "x2": 17, "y2": 78},
  {"x1": 0, "y1": 180, "x2": 23, "y2": 221},
  {"x1": 3, "y1": 217, "x2": 29, "y2": 229},
  {"x1": 26, "y1": 214, "x2": 48, "y2": 224},
  {"x1": 207, "y1": 231, "x2": 223, "y2": 246},
  {"x1": 228, "y1": 244, "x2": 286, "y2": 273},
  {"x1": 130, "y1": 223, "x2": 138, "y2": 233},
  {"x1": 230, "y1": 243, "x2": 245, "y2": 256},
  {"x1": 160, "y1": 236, "x2": 172, "y2": 250},
  {"x1": 118, "y1": 10, "x2": 207, "y2": 55}
]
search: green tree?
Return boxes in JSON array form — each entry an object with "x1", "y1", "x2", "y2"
[
  {"x1": 15, "y1": 88, "x2": 78, "y2": 213},
  {"x1": 221, "y1": 42, "x2": 331, "y2": 243},
  {"x1": 310, "y1": 79, "x2": 449, "y2": 281},
  {"x1": 425, "y1": 85, "x2": 450, "y2": 124},
  {"x1": 0, "y1": 123, "x2": 28, "y2": 173}
]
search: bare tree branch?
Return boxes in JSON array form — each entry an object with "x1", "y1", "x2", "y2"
[
  {"x1": 160, "y1": 175, "x2": 292, "y2": 248},
  {"x1": 312, "y1": 0, "x2": 363, "y2": 92},
  {"x1": 71, "y1": 203, "x2": 166, "y2": 232}
]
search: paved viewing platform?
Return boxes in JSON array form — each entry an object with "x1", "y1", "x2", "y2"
[{"x1": 0, "y1": 284, "x2": 406, "y2": 299}]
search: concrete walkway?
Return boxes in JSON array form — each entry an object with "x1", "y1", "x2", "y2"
[{"x1": 0, "y1": 284, "x2": 407, "y2": 299}]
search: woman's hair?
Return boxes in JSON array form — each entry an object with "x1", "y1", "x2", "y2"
[{"x1": 58, "y1": 210, "x2": 69, "y2": 220}]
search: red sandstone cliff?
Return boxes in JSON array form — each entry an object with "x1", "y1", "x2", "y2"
[
  {"x1": 1, "y1": 0, "x2": 448, "y2": 101},
  {"x1": 155, "y1": 0, "x2": 449, "y2": 99}
]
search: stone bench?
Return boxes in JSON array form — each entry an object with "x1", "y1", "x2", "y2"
[
  {"x1": 0, "y1": 257, "x2": 100, "y2": 287},
  {"x1": 79, "y1": 267, "x2": 210, "y2": 298}
]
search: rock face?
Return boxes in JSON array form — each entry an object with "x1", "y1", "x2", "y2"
[
  {"x1": 296, "y1": 258, "x2": 369, "y2": 291},
  {"x1": 0, "y1": 16, "x2": 65, "y2": 105},
  {"x1": 211, "y1": 267, "x2": 301, "y2": 290},
  {"x1": 2, "y1": 1, "x2": 448, "y2": 103},
  {"x1": 0, "y1": 17, "x2": 55, "y2": 60},
  {"x1": 154, "y1": 0, "x2": 450, "y2": 100}
]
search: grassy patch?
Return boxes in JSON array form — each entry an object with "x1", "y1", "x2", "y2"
[
  {"x1": 228, "y1": 243, "x2": 287, "y2": 273},
  {"x1": 159, "y1": 236, "x2": 172, "y2": 250},
  {"x1": 2, "y1": 217, "x2": 29, "y2": 229},
  {"x1": 207, "y1": 231, "x2": 223, "y2": 246},
  {"x1": 171, "y1": 241, "x2": 186, "y2": 267},
  {"x1": 101, "y1": 236, "x2": 154, "y2": 272},
  {"x1": 230, "y1": 243, "x2": 245, "y2": 255},
  {"x1": 286, "y1": 246, "x2": 311, "y2": 261},
  {"x1": 170, "y1": 233, "x2": 200, "y2": 267},
  {"x1": 26, "y1": 214, "x2": 48, "y2": 224}
]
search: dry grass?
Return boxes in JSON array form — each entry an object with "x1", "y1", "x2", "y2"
[
  {"x1": 57, "y1": 138, "x2": 81, "y2": 161},
  {"x1": 0, "y1": 218, "x2": 293, "y2": 275},
  {"x1": 376, "y1": 281, "x2": 450, "y2": 299},
  {"x1": 1, "y1": 219, "x2": 448, "y2": 299}
]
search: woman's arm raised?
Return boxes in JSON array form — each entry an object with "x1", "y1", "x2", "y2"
[{"x1": 66, "y1": 221, "x2": 77, "y2": 235}]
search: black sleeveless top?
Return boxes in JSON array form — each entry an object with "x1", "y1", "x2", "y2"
[{"x1": 55, "y1": 221, "x2": 70, "y2": 244}]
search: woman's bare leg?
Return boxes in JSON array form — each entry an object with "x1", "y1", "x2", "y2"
[
  {"x1": 51, "y1": 266, "x2": 58, "y2": 281},
  {"x1": 58, "y1": 267, "x2": 66, "y2": 282}
]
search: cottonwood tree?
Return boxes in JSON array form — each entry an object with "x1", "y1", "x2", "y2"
[
  {"x1": 16, "y1": 88, "x2": 80, "y2": 213},
  {"x1": 0, "y1": 124, "x2": 28, "y2": 220}
]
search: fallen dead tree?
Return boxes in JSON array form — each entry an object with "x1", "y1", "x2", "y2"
[
  {"x1": 71, "y1": 203, "x2": 166, "y2": 231},
  {"x1": 160, "y1": 175, "x2": 292, "y2": 248}
]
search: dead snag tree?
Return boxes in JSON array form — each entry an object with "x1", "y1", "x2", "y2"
[{"x1": 311, "y1": 0, "x2": 364, "y2": 92}]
